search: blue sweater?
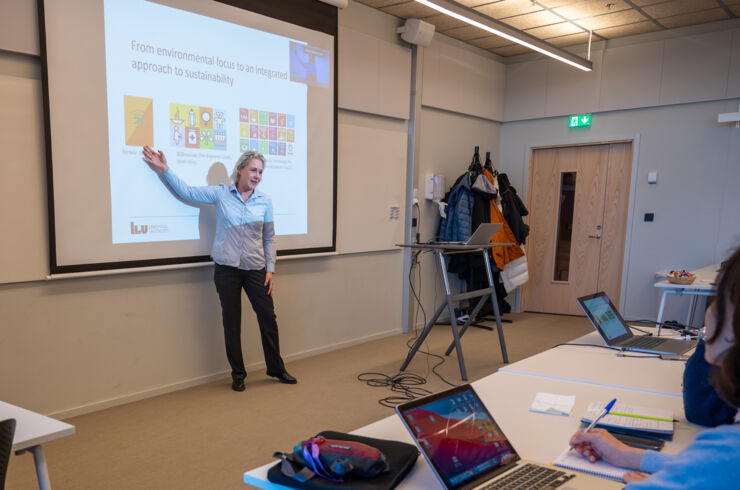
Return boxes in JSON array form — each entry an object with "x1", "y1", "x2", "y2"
[{"x1": 626, "y1": 424, "x2": 740, "y2": 489}]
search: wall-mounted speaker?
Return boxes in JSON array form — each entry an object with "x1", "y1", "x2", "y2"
[{"x1": 396, "y1": 19, "x2": 435, "y2": 47}]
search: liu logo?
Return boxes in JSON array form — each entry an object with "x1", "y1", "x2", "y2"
[{"x1": 130, "y1": 222, "x2": 148, "y2": 235}]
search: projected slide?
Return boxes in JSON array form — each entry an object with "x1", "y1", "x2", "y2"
[{"x1": 104, "y1": 0, "x2": 321, "y2": 244}]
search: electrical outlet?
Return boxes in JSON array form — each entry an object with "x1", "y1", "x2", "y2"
[{"x1": 389, "y1": 206, "x2": 400, "y2": 220}]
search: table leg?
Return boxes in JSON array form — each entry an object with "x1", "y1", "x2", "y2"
[
  {"x1": 438, "y1": 251, "x2": 468, "y2": 381},
  {"x1": 483, "y1": 250, "x2": 508, "y2": 364},
  {"x1": 656, "y1": 289, "x2": 670, "y2": 336},
  {"x1": 400, "y1": 301, "x2": 446, "y2": 372},
  {"x1": 31, "y1": 445, "x2": 51, "y2": 490},
  {"x1": 686, "y1": 294, "x2": 698, "y2": 328},
  {"x1": 444, "y1": 295, "x2": 488, "y2": 356}
]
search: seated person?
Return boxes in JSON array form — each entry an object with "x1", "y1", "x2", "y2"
[
  {"x1": 569, "y1": 246, "x2": 740, "y2": 487},
  {"x1": 683, "y1": 341, "x2": 735, "y2": 426}
]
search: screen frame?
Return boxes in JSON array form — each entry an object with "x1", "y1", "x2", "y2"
[
  {"x1": 37, "y1": 0, "x2": 338, "y2": 274},
  {"x1": 576, "y1": 292, "x2": 633, "y2": 346},
  {"x1": 395, "y1": 384, "x2": 522, "y2": 490}
]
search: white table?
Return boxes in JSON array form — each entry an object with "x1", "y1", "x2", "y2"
[
  {"x1": 654, "y1": 263, "x2": 719, "y2": 333},
  {"x1": 243, "y1": 371, "x2": 697, "y2": 489},
  {"x1": 0, "y1": 401, "x2": 75, "y2": 490},
  {"x1": 498, "y1": 329, "x2": 690, "y2": 397}
]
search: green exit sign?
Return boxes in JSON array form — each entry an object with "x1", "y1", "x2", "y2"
[{"x1": 568, "y1": 114, "x2": 592, "y2": 128}]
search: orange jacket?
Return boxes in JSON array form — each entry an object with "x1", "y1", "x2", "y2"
[{"x1": 484, "y1": 169, "x2": 525, "y2": 270}]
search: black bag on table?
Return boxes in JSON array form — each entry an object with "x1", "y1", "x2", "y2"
[{"x1": 267, "y1": 431, "x2": 419, "y2": 490}]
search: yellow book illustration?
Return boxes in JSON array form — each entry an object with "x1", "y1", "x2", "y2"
[{"x1": 124, "y1": 95, "x2": 153, "y2": 146}]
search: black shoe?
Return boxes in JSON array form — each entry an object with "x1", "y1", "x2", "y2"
[
  {"x1": 232, "y1": 377, "x2": 245, "y2": 392},
  {"x1": 269, "y1": 371, "x2": 297, "y2": 384}
]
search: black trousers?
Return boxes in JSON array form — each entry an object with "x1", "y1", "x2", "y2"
[{"x1": 213, "y1": 264, "x2": 286, "y2": 379}]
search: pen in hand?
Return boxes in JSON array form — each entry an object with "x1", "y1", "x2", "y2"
[{"x1": 570, "y1": 398, "x2": 617, "y2": 452}]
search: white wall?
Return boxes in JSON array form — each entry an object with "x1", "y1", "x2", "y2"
[{"x1": 499, "y1": 19, "x2": 740, "y2": 323}]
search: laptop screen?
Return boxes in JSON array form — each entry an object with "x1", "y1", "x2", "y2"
[
  {"x1": 577, "y1": 292, "x2": 630, "y2": 342},
  {"x1": 396, "y1": 385, "x2": 520, "y2": 489}
]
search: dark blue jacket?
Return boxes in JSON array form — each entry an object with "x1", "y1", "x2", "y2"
[
  {"x1": 438, "y1": 173, "x2": 473, "y2": 242},
  {"x1": 682, "y1": 342, "x2": 736, "y2": 427}
]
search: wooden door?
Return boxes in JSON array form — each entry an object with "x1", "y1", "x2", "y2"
[{"x1": 523, "y1": 142, "x2": 632, "y2": 315}]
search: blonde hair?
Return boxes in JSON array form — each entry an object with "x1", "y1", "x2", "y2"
[{"x1": 231, "y1": 150, "x2": 266, "y2": 184}]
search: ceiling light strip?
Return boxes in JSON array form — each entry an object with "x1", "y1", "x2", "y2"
[{"x1": 415, "y1": 0, "x2": 593, "y2": 71}]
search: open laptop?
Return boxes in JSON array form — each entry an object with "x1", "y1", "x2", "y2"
[
  {"x1": 577, "y1": 292, "x2": 696, "y2": 355},
  {"x1": 396, "y1": 384, "x2": 576, "y2": 490},
  {"x1": 434, "y1": 223, "x2": 502, "y2": 246}
]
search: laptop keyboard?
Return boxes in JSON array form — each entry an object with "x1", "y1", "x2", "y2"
[
  {"x1": 480, "y1": 464, "x2": 574, "y2": 490},
  {"x1": 625, "y1": 336, "x2": 666, "y2": 349}
]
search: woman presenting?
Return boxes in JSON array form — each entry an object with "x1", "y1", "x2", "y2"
[{"x1": 142, "y1": 146, "x2": 296, "y2": 391}]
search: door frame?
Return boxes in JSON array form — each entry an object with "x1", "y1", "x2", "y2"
[{"x1": 517, "y1": 134, "x2": 642, "y2": 314}]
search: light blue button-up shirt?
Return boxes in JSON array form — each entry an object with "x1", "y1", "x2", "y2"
[{"x1": 162, "y1": 169, "x2": 276, "y2": 272}]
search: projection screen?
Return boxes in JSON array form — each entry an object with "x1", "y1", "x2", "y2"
[{"x1": 39, "y1": 0, "x2": 337, "y2": 273}]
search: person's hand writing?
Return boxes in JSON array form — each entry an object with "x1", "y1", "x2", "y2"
[
  {"x1": 264, "y1": 272, "x2": 273, "y2": 296},
  {"x1": 142, "y1": 146, "x2": 169, "y2": 174},
  {"x1": 569, "y1": 429, "x2": 645, "y2": 470}
]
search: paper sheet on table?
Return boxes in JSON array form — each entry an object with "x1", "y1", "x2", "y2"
[{"x1": 529, "y1": 392, "x2": 575, "y2": 416}]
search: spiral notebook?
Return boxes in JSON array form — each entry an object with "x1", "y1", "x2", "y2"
[
  {"x1": 581, "y1": 401, "x2": 674, "y2": 436},
  {"x1": 552, "y1": 449, "x2": 629, "y2": 482}
]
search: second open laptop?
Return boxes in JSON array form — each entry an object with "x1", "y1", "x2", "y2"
[
  {"x1": 396, "y1": 384, "x2": 578, "y2": 490},
  {"x1": 433, "y1": 223, "x2": 502, "y2": 246},
  {"x1": 576, "y1": 291, "x2": 696, "y2": 355}
]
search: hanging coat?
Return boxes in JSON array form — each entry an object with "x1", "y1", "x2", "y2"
[
  {"x1": 438, "y1": 173, "x2": 473, "y2": 242},
  {"x1": 497, "y1": 173, "x2": 529, "y2": 245}
]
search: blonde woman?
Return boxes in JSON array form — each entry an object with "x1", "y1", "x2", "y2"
[{"x1": 142, "y1": 146, "x2": 296, "y2": 391}]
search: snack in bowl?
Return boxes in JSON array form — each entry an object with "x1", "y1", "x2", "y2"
[{"x1": 667, "y1": 269, "x2": 696, "y2": 284}]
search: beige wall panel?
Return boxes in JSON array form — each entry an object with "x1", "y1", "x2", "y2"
[
  {"x1": 727, "y1": 28, "x2": 740, "y2": 98},
  {"x1": 545, "y1": 49, "x2": 603, "y2": 118},
  {"x1": 338, "y1": 26, "x2": 411, "y2": 119},
  {"x1": 0, "y1": 251, "x2": 403, "y2": 416},
  {"x1": 504, "y1": 60, "x2": 548, "y2": 121},
  {"x1": 659, "y1": 30, "x2": 733, "y2": 105},
  {"x1": 0, "y1": 0, "x2": 38, "y2": 55},
  {"x1": 0, "y1": 75, "x2": 48, "y2": 283},
  {"x1": 599, "y1": 40, "x2": 663, "y2": 112},
  {"x1": 422, "y1": 36, "x2": 505, "y2": 121},
  {"x1": 336, "y1": 113, "x2": 407, "y2": 254}
]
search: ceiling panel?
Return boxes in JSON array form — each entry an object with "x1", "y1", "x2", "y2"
[
  {"x1": 546, "y1": 31, "x2": 591, "y2": 47},
  {"x1": 491, "y1": 44, "x2": 533, "y2": 56},
  {"x1": 659, "y1": 8, "x2": 731, "y2": 29},
  {"x1": 577, "y1": 10, "x2": 649, "y2": 30},
  {"x1": 421, "y1": 13, "x2": 469, "y2": 30},
  {"x1": 594, "y1": 20, "x2": 662, "y2": 39},
  {"x1": 642, "y1": 0, "x2": 722, "y2": 19},
  {"x1": 525, "y1": 21, "x2": 584, "y2": 39},
  {"x1": 440, "y1": 24, "x2": 491, "y2": 40},
  {"x1": 353, "y1": 0, "x2": 739, "y2": 58},
  {"x1": 467, "y1": 35, "x2": 516, "y2": 49},
  {"x1": 552, "y1": 0, "x2": 631, "y2": 20},
  {"x1": 475, "y1": 0, "x2": 543, "y2": 18},
  {"x1": 381, "y1": 2, "x2": 438, "y2": 18},
  {"x1": 455, "y1": 0, "x2": 498, "y2": 6},
  {"x1": 501, "y1": 9, "x2": 564, "y2": 29},
  {"x1": 538, "y1": 1, "x2": 585, "y2": 7},
  {"x1": 357, "y1": 0, "x2": 407, "y2": 7}
]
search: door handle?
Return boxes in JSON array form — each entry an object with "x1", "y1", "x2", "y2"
[{"x1": 588, "y1": 234, "x2": 601, "y2": 239}]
